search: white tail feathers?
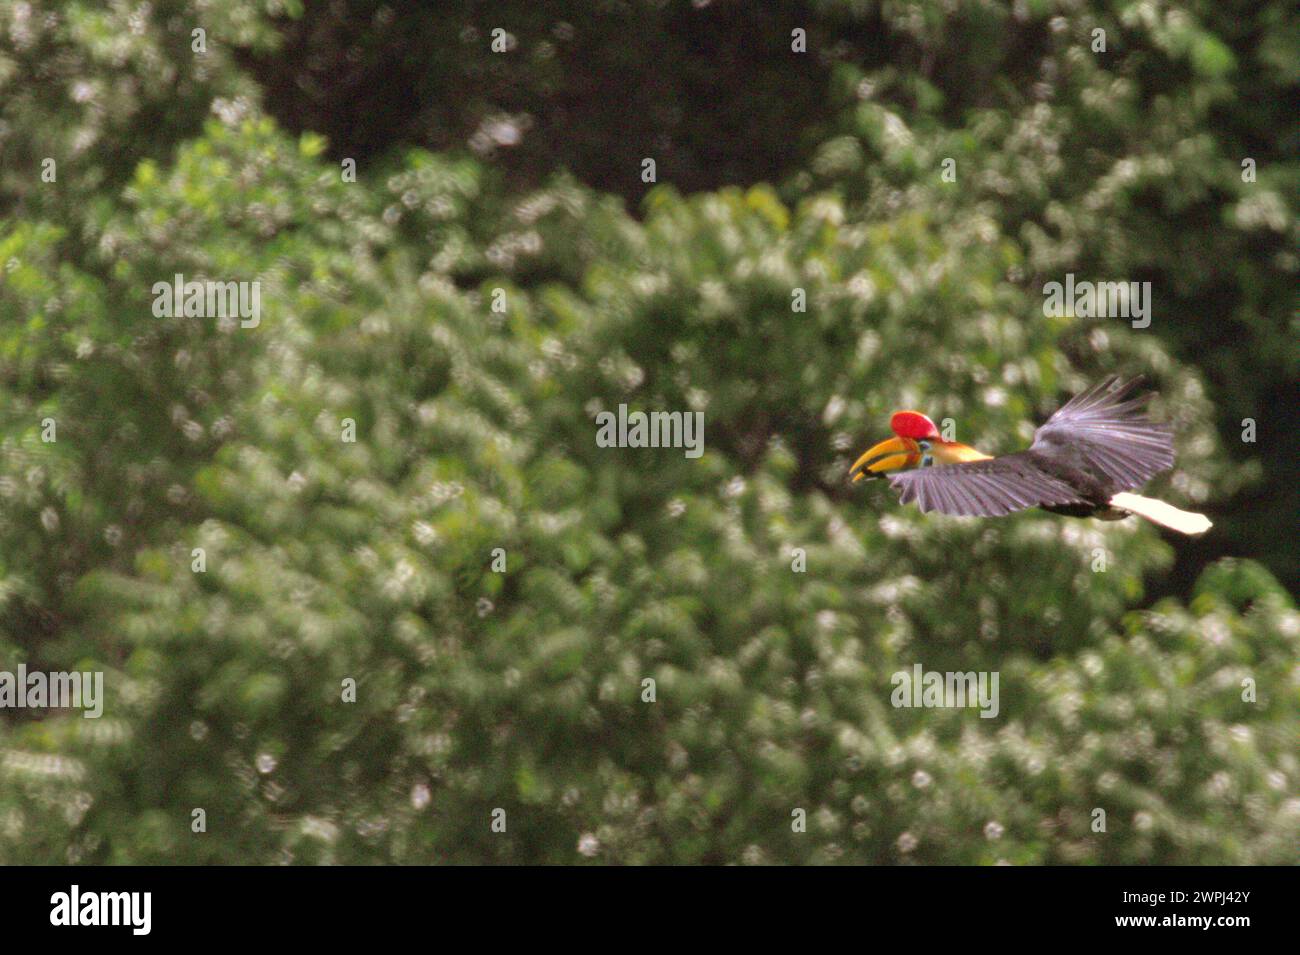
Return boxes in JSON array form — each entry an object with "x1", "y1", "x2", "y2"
[{"x1": 1110, "y1": 492, "x2": 1212, "y2": 536}]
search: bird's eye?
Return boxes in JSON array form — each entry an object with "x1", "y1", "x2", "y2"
[{"x1": 918, "y1": 440, "x2": 932, "y2": 451}]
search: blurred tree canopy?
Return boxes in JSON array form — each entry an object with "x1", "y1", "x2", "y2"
[{"x1": 0, "y1": 1, "x2": 1295, "y2": 864}]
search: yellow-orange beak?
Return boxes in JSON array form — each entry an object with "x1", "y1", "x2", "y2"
[{"x1": 849, "y1": 436, "x2": 918, "y2": 482}]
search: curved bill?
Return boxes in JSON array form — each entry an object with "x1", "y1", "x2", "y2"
[{"x1": 849, "y1": 436, "x2": 918, "y2": 482}]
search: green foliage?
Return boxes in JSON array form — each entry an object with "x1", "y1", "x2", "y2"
[
  {"x1": 0, "y1": 0, "x2": 281, "y2": 217},
  {"x1": 0, "y1": 1, "x2": 1295, "y2": 865},
  {"x1": 796, "y1": 0, "x2": 1299, "y2": 584}
]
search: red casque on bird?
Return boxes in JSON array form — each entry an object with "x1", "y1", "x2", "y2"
[{"x1": 849, "y1": 377, "x2": 1211, "y2": 535}]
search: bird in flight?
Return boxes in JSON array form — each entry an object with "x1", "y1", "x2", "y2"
[{"x1": 848, "y1": 376, "x2": 1211, "y2": 535}]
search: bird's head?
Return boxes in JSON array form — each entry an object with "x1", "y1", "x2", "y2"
[{"x1": 848, "y1": 411, "x2": 941, "y2": 482}]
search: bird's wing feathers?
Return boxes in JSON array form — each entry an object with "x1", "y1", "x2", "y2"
[
  {"x1": 886, "y1": 452, "x2": 1087, "y2": 517},
  {"x1": 1029, "y1": 376, "x2": 1174, "y2": 491}
]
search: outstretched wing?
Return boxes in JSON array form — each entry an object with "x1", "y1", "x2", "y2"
[
  {"x1": 886, "y1": 452, "x2": 1087, "y2": 517},
  {"x1": 1029, "y1": 376, "x2": 1174, "y2": 492}
]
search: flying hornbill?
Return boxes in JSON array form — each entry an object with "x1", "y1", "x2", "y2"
[{"x1": 848, "y1": 377, "x2": 1211, "y2": 535}]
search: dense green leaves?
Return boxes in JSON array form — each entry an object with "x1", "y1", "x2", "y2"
[{"x1": 0, "y1": 0, "x2": 1295, "y2": 865}]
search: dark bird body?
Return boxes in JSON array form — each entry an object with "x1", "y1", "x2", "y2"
[{"x1": 849, "y1": 377, "x2": 1210, "y2": 535}]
